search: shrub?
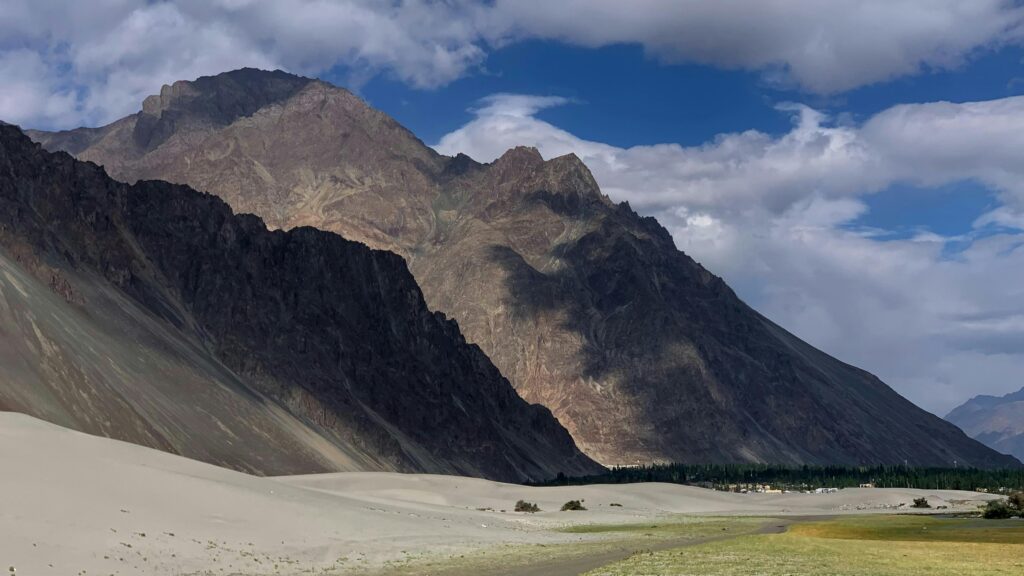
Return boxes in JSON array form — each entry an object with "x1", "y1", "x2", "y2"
[
  {"x1": 1008, "y1": 491, "x2": 1024, "y2": 513},
  {"x1": 983, "y1": 492, "x2": 1024, "y2": 519},
  {"x1": 983, "y1": 500, "x2": 1014, "y2": 519},
  {"x1": 911, "y1": 497, "x2": 931, "y2": 509},
  {"x1": 561, "y1": 499, "x2": 587, "y2": 511},
  {"x1": 514, "y1": 500, "x2": 540, "y2": 513},
  {"x1": 609, "y1": 502, "x2": 623, "y2": 507}
]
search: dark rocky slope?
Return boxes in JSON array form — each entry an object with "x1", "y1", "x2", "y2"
[
  {"x1": 947, "y1": 388, "x2": 1024, "y2": 462},
  {"x1": 0, "y1": 123, "x2": 601, "y2": 481},
  {"x1": 30, "y1": 68, "x2": 1020, "y2": 468}
]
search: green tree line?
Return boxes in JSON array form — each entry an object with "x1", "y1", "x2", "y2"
[{"x1": 535, "y1": 463, "x2": 1024, "y2": 493}]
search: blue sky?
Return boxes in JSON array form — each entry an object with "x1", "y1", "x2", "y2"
[
  {"x1": 350, "y1": 42, "x2": 789, "y2": 147},
  {"x1": 3, "y1": 0, "x2": 1024, "y2": 415},
  {"x1": 356, "y1": 41, "x2": 1024, "y2": 149}
]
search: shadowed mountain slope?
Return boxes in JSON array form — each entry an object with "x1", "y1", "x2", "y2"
[
  {"x1": 947, "y1": 388, "x2": 1024, "y2": 462},
  {"x1": 30, "y1": 68, "x2": 1020, "y2": 469},
  {"x1": 0, "y1": 123, "x2": 601, "y2": 481}
]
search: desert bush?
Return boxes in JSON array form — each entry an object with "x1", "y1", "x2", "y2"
[
  {"x1": 1008, "y1": 491, "x2": 1024, "y2": 512},
  {"x1": 561, "y1": 499, "x2": 587, "y2": 511},
  {"x1": 983, "y1": 499, "x2": 1014, "y2": 519},
  {"x1": 983, "y1": 492, "x2": 1024, "y2": 519},
  {"x1": 514, "y1": 500, "x2": 540, "y2": 513},
  {"x1": 911, "y1": 497, "x2": 930, "y2": 508}
]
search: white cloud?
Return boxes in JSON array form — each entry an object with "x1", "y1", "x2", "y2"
[
  {"x1": 0, "y1": 50, "x2": 80, "y2": 129},
  {"x1": 435, "y1": 93, "x2": 1024, "y2": 415},
  {"x1": 438, "y1": 94, "x2": 1024, "y2": 221},
  {"x1": 0, "y1": 0, "x2": 486, "y2": 128},
  {"x1": 862, "y1": 98, "x2": 1024, "y2": 205},
  {"x1": 479, "y1": 0, "x2": 1024, "y2": 93},
  {"x1": 3, "y1": 1, "x2": 1024, "y2": 128}
]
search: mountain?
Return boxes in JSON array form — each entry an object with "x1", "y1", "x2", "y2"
[
  {"x1": 947, "y1": 388, "x2": 1024, "y2": 462},
  {"x1": 30, "y1": 68, "x2": 1020, "y2": 469},
  {"x1": 0, "y1": 122, "x2": 601, "y2": 482}
]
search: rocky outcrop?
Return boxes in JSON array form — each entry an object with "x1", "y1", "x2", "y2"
[
  {"x1": 31, "y1": 68, "x2": 1021, "y2": 469},
  {"x1": 947, "y1": 388, "x2": 1024, "y2": 462},
  {"x1": 0, "y1": 123, "x2": 601, "y2": 481}
]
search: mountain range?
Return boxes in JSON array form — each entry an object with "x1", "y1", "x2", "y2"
[
  {"x1": 946, "y1": 387, "x2": 1024, "y2": 463},
  {"x1": 25, "y1": 68, "x2": 1017, "y2": 469},
  {"x1": 0, "y1": 121, "x2": 601, "y2": 482}
]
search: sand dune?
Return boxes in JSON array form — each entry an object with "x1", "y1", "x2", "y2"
[{"x1": 1, "y1": 412, "x2": 999, "y2": 575}]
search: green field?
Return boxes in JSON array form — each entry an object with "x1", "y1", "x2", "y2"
[
  {"x1": 584, "y1": 515, "x2": 1024, "y2": 576},
  {"x1": 560, "y1": 516, "x2": 764, "y2": 537},
  {"x1": 377, "y1": 517, "x2": 769, "y2": 576}
]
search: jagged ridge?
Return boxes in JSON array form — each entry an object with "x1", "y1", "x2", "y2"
[{"x1": 0, "y1": 123, "x2": 602, "y2": 481}]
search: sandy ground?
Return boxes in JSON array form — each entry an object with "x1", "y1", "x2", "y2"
[{"x1": 0, "y1": 412, "x2": 1001, "y2": 575}]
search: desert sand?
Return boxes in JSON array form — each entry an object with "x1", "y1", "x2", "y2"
[{"x1": 0, "y1": 412, "x2": 999, "y2": 575}]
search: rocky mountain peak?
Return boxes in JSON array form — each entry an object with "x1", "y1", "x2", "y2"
[
  {"x1": 493, "y1": 146, "x2": 545, "y2": 172},
  {"x1": 140, "y1": 81, "x2": 194, "y2": 116},
  {"x1": 133, "y1": 68, "x2": 314, "y2": 150},
  {"x1": 140, "y1": 68, "x2": 312, "y2": 120},
  {"x1": 541, "y1": 152, "x2": 610, "y2": 205},
  {"x1": 947, "y1": 386, "x2": 1024, "y2": 462},
  {"x1": 477, "y1": 148, "x2": 612, "y2": 216},
  {"x1": 442, "y1": 152, "x2": 483, "y2": 178},
  {"x1": 28, "y1": 69, "x2": 1022, "y2": 470}
]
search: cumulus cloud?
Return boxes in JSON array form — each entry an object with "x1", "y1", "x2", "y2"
[
  {"x1": 480, "y1": 0, "x2": 1024, "y2": 93},
  {"x1": 435, "y1": 93, "x2": 1024, "y2": 414},
  {"x1": 438, "y1": 94, "x2": 1024, "y2": 222},
  {"x1": 0, "y1": 50, "x2": 80, "y2": 129},
  {"x1": 0, "y1": 0, "x2": 485, "y2": 128},
  {"x1": 3, "y1": 0, "x2": 1024, "y2": 128}
]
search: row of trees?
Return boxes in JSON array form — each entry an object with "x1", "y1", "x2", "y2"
[{"x1": 537, "y1": 463, "x2": 1024, "y2": 493}]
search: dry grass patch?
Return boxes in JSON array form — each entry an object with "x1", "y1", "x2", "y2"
[{"x1": 585, "y1": 515, "x2": 1024, "y2": 576}]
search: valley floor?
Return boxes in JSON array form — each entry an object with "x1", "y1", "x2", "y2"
[
  {"x1": 1, "y1": 412, "x2": 1017, "y2": 575},
  {"x1": 580, "y1": 515, "x2": 1024, "y2": 576}
]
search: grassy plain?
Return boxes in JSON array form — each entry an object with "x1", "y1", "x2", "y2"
[
  {"x1": 378, "y1": 517, "x2": 768, "y2": 576},
  {"x1": 585, "y1": 515, "x2": 1024, "y2": 576}
]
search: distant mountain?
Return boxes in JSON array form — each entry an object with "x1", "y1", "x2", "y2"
[
  {"x1": 947, "y1": 388, "x2": 1024, "y2": 462},
  {"x1": 30, "y1": 68, "x2": 1020, "y2": 469},
  {"x1": 0, "y1": 122, "x2": 601, "y2": 482}
]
